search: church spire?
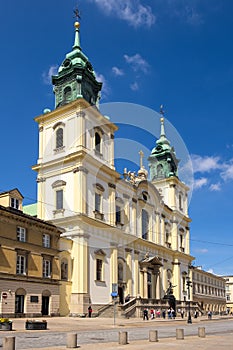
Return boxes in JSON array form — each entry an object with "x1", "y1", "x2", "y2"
[
  {"x1": 52, "y1": 8, "x2": 102, "y2": 109},
  {"x1": 148, "y1": 107, "x2": 179, "y2": 181}
]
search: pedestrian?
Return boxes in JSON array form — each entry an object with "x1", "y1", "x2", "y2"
[
  {"x1": 162, "y1": 309, "x2": 166, "y2": 319},
  {"x1": 143, "y1": 307, "x2": 149, "y2": 320},
  {"x1": 88, "y1": 305, "x2": 93, "y2": 318},
  {"x1": 180, "y1": 309, "x2": 184, "y2": 318},
  {"x1": 150, "y1": 308, "x2": 155, "y2": 320},
  {"x1": 207, "y1": 310, "x2": 212, "y2": 320}
]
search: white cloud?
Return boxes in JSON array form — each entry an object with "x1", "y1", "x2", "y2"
[
  {"x1": 191, "y1": 154, "x2": 221, "y2": 173},
  {"x1": 221, "y1": 160, "x2": 233, "y2": 181},
  {"x1": 95, "y1": 72, "x2": 110, "y2": 98},
  {"x1": 124, "y1": 54, "x2": 150, "y2": 73},
  {"x1": 42, "y1": 65, "x2": 58, "y2": 85},
  {"x1": 194, "y1": 248, "x2": 208, "y2": 254},
  {"x1": 88, "y1": 0, "x2": 156, "y2": 28},
  {"x1": 112, "y1": 66, "x2": 124, "y2": 76},
  {"x1": 193, "y1": 177, "x2": 208, "y2": 190},
  {"x1": 130, "y1": 82, "x2": 139, "y2": 91},
  {"x1": 209, "y1": 183, "x2": 221, "y2": 191}
]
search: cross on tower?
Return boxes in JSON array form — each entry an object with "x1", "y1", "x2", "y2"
[
  {"x1": 73, "y1": 6, "x2": 81, "y2": 21},
  {"x1": 139, "y1": 150, "x2": 144, "y2": 169}
]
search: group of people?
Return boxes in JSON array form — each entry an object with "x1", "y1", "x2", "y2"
[{"x1": 143, "y1": 308, "x2": 171, "y2": 320}]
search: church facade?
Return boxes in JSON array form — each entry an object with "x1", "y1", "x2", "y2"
[{"x1": 32, "y1": 19, "x2": 197, "y2": 316}]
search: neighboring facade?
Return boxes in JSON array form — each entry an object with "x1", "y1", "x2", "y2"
[
  {"x1": 192, "y1": 266, "x2": 226, "y2": 314},
  {"x1": 223, "y1": 275, "x2": 233, "y2": 313},
  {"x1": 0, "y1": 189, "x2": 62, "y2": 318},
  {"x1": 32, "y1": 19, "x2": 196, "y2": 316}
]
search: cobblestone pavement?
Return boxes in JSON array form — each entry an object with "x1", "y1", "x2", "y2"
[{"x1": 0, "y1": 315, "x2": 233, "y2": 349}]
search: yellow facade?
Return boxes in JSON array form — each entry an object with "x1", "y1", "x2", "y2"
[{"x1": 0, "y1": 189, "x2": 62, "y2": 318}]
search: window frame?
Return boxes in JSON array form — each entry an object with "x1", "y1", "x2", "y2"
[
  {"x1": 17, "y1": 226, "x2": 26, "y2": 242},
  {"x1": 16, "y1": 254, "x2": 27, "y2": 275},
  {"x1": 43, "y1": 258, "x2": 51, "y2": 278},
  {"x1": 141, "y1": 209, "x2": 149, "y2": 240},
  {"x1": 42, "y1": 233, "x2": 51, "y2": 248},
  {"x1": 11, "y1": 197, "x2": 19, "y2": 209}
]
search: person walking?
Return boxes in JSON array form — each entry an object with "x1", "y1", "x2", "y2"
[
  {"x1": 143, "y1": 307, "x2": 149, "y2": 320},
  {"x1": 88, "y1": 305, "x2": 93, "y2": 318}
]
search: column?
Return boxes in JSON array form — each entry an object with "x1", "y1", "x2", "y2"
[
  {"x1": 76, "y1": 110, "x2": 86, "y2": 149},
  {"x1": 155, "y1": 212, "x2": 160, "y2": 244},
  {"x1": 110, "y1": 243, "x2": 118, "y2": 287},
  {"x1": 70, "y1": 233, "x2": 89, "y2": 314},
  {"x1": 172, "y1": 259, "x2": 181, "y2": 300},
  {"x1": 185, "y1": 227, "x2": 190, "y2": 254},
  {"x1": 73, "y1": 166, "x2": 88, "y2": 214},
  {"x1": 134, "y1": 250, "x2": 140, "y2": 296},
  {"x1": 36, "y1": 177, "x2": 46, "y2": 219},
  {"x1": 38, "y1": 125, "x2": 44, "y2": 161},
  {"x1": 125, "y1": 248, "x2": 132, "y2": 295},
  {"x1": 143, "y1": 268, "x2": 148, "y2": 298},
  {"x1": 108, "y1": 183, "x2": 116, "y2": 225},
  {"x1": 161, "y1": 215, "x2": 165, "y2": 245},
  {"x1": 171, "y1": 219, "x2": 178, "y2": 250}
]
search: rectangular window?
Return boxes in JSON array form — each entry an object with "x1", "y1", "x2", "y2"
[
  {"x1": 96, "y1": 258, "x2": 103, "y2": 281},
  {"x1": 116, "y1": 205, "x2": 121, "y2": 224},
  {"x1": 56, "y1": 190, "x2": 63, "y2": 210},
  {"x1": 16, "y1": 255, "x2": 26, "y2": 275},
  {"x1": 11, "y1": 197, "x2": 19, "y2": 209},
  {"x1": 43, "y1": 259, "x2": 51, "y2": 278},
  {"x1": 42, "y1": 234, "x2": 51, "y2": 248},
  {"x1": 142, "y1": 209, "x2": 149, "y2": 240},
  {"x1": 95, "y1": 193, "x2": 101, "y2": 212},
  {"x1": 17, "y1": 227, "x2": 26, "y2": 242}
]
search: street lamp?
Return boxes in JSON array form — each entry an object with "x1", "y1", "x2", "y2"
[{"x1": 186, "y1": 276, "x2": 192, "y2": 324}]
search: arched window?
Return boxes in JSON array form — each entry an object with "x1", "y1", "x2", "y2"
[
  {"x1": 157, "y1": 164, "x2": 163, "y2": 177},
  {"x1": 142, "y1": 209, "x2": 149, "y2": 240},
  {"x1": 63, "y1": 86, "x2": 72, "y2": 101},
  {"x1": 95, "y1": 132, "x2": 101, "y2": 153},
  {"x1": 56, "y1": 128, "x2": 63, "y2": 149}
]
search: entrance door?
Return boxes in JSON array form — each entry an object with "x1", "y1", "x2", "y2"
[
  {"x1": 15, "y1": 295, "x2": 24, "y2": 314},
  {"x1": 42, "y1": 296, "x2": 49, "y2": 315},
  {"x1": 118, "y1": 287, "x2": 124, "y2": 304}
]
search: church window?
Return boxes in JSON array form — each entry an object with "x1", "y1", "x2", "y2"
[
  {"x1": 116, "y1": 205, "x2": 121, "y2": 224},
  {"x1": 157, "y1": 164, "x2": 163, "y2": 177},
  {"x1": 63, "y1": 86, "x2": 72, "y2": 101},
  {"x1": 93, "y1": 183, "x2": 104, "y2": 219},
  {"x1": 95, "y1": 258, "x2": 104, "y2": 281},
  {"x1": 142, "y1": 209, "x2": 149, "y2": 240},
  {"x1": 95, "y1": 132, "x2": 101, "y2": 153},
  {"x1": 95, "y1": 193, "x2": 101, "y2": 212},
  {"x1": 179, "y1": 193, "x2": 183, "y2": 210},
  {"x1": 56, "y1": 128, "x2": 63, "y2": 149},
  {"x1": 56, "y1": 189, "x2": 63, "y2": 210}
]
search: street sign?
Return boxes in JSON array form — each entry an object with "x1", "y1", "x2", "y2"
[
  {"x1": 2, "y1": 292, "x2": 7, "y2": 299},
  {"x1": 112, "y1": 283, "x2": 118, "y2": 294},
  {"x1": 111, "y1": 292, "x2": 118, "y2": 297}
]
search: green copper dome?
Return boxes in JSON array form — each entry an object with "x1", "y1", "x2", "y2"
[
  {"x1": 148, "y1": 117, "x2": 179, "y2": 180},
  {"x1": 52, "y1": 21, "x2": 102, "y2": 108}
]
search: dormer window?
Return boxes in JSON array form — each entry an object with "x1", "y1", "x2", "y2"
[{"x1": 11, "y1": 197, "x2": 19, "y2": 209}]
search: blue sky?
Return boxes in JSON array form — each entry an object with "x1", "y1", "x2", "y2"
[{"x1": 1, "y1": 0, "x2": 233, "y2": 275}]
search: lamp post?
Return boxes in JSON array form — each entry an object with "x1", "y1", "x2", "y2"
[{"x1": 186, "y1": 276, "x2": 192, "y2": 324}]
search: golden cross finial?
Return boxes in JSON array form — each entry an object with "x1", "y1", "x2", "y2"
[{"x1": 139, "y1": 150, "x2": 144, "y2": 169}]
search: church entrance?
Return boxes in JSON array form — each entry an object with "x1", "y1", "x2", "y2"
[{"x1": 118, "y1": 286, "x2": 124, "y2": 304}]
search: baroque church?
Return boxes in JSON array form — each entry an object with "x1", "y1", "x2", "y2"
[{"x1": 31, "y1": 17, "x2": 194, "y2": 316}]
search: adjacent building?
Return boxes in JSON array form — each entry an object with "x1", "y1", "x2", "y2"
[{"x1": 0, "y1": 189, "x2": 62, "y2": 317}]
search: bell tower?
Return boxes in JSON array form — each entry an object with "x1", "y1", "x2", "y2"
[{"x1": 52, "y1": 10, "x2": 102, "y2": 108}]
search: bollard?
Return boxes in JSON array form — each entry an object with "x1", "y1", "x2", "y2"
[
  {"x1": 3, "y1": 337, "x2": 15, "y2": 350},
  {"x1": 119, "y1": 331, "x2": 128, "y2": 345},
  {"x1": 149, "y1": 330, "x2": 158, "y2": 342},
  {"x1": 67, "y1": 333, "x2": 78, "y2": 348},
  {"x1": 198, "y1": 327, "x2": 206, "y2": 338},
  {"x1": 176, "y1": 328, "x2": 184, "y2": 340}
]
